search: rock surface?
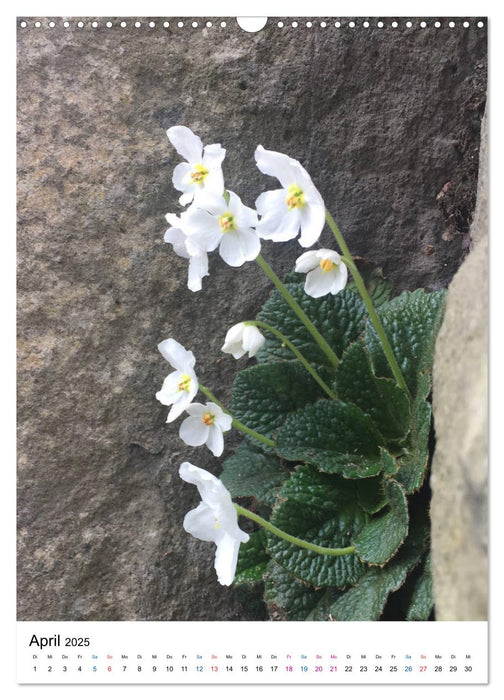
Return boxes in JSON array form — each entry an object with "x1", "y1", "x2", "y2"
[
  {"x1": 17, "y1": 17, "x2": 487, "y2": 620},
  {"x1": 430, "y1": 108, "x2": 488, "y2": 620}
]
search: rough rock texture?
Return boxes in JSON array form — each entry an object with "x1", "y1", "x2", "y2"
[
  {"x1": 430, "y1": 108, "x2": 488, "y2": 620},
  {"x1": 17, "y1": 17, "x2": 487, "y2": 620}
]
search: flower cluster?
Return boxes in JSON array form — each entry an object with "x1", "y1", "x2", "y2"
[
  {"x1": 163, "y1": 125, "x2": 347, "y2": 298},
  {"x1": 158, "y1": 126, "x2": 352, "y2": 586}
]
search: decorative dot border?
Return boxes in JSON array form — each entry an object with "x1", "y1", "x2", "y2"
[{"x1": 18, "y1": 18, "x2": 487, "y2": 30}]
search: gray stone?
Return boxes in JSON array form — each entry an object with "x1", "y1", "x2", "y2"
[
  {"x1": 17, "y1": 17, "x2": 486, "y2": 620},
  {"x1": 430, "y1": 108, "x2": 488, "y2": 621}
]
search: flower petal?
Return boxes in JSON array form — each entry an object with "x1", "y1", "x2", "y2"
[
  {"x1": 155, "y1": 371, "x2": 183, "y2": 406},
  {"x1": 164, "y1": 226, "x2": 190, "y2": 259},
  {"x1": 183, "y1": 502, "x2": 219, "y2": 543},
  {"x1": 167, "y1": 126, "x2": 203, "y2": 164},
  {"x1": 242, "y1": 325, "x2": 266, "y2": 356},
  {"x1": 187, "y1": 253, "x2": 209, "y2": 292},
  {"x1": 158, "y1": 338, "x2": 196, "y2": 371},
  {"x1": 202, "y1": 143, "x2": 226, "y2": 169},
  {"x1": 214, "y1": 532, "x2": 242, "y2": 585},
  {"x1": 304, "y1": 266, "x2": 338, "y2": 298},
  {"x1": 179, "y1": 416, "x2": 210, "y2": 447},
  {"x1": 295, "y1": 250, "x2": 320, "y2": 273},
  {"x1": 298, "y1": 202, "x2": 326, "y2": 248},
  {"x1": 206, "y1": 424, "x2": 224, "y2": 457},
  {"x1": 330, "y1": 262, "x2": 348, "y2": 294},
  {"x1": 255, "y1": 145, "x2": 298, "y2": 189},
  {"x1": 172, "y1": 162, "x2": 193, "y2": 193},
  {"x1": 218, "y1": 228, "x2": 260, "y2": 267},
  {"x1": 258, "y1": 207, "x2": 301, "y2": 242}
]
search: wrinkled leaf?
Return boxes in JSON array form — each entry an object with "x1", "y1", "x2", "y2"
[
  {"x1": 221, "y1": 440, "x2": 288, "y2": 507},
  {"x1": 276, "y1": 399, "x2": 383, "y2": 478},
  {"x1": 365, "y1": 289, "x2": 446, "y2": 397},
  {"x1": 336, "y1": 340, "x2": 411, "y2": 442},
  {"x1": 267, "y1": 466, "x2": 369, "y2": 587},
  {"x1": 235, "y1": 530, "x2": 269, "y2": 585},
  {"x1": 231, "y1": 360, "x2": 326, "y2": 448},
  {"x1": 256, "y1": 284, "x2": 367, "y2": 368},
  {"x1": 353, "y1": 477, "x2": 409, "y2": 565}
]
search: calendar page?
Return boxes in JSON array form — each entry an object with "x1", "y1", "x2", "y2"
[{"x1": 16, "y1": 6, "x2": 489, "y2": 690}]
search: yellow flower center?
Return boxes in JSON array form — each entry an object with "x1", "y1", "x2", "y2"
[
  {"x1": 286, "y1": 184, "x2": 306, "y2": 210},
  {"x1": 202, "y1": 412, "x2": 216, "y2": 426},
  {"x1": 190, "y1": 163, "x2": 209, "y2": 185},
  {"x1": 214, "y1": 518, "x2": 220, "y2": 530},
  {"x1": 177, "y1": 373, "x2": 192, "y2": 392},
  {"x1": 320, "y1": 258, "x2": 337, "y2": 273},
  {"x1": 218, "y1": 212, "x2": 237, "y2": 233}
]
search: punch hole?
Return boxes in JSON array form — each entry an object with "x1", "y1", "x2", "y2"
[
  {"x1": 135, "y1": 21, "x2": 142, "y2": 28},
  {"x1": 406, "y1": 21, "x2": 413, "y2": 28},
  {"x1": 320, "y1": 21, "x2": 326, "y2": 28},
  {"x1": 348, "y1": 21, "x2": 355, "y2": 28},
  {"x1": 20, "y1": 20, "x2": 27, "y2": 28},
  {"x1": 477, "y1": 21, "x2": 484, "y2": 27},
  {"x1": 192, "y1": 21, "x2": 198, "y2": 28},
  {"x1": 48, "y1": 21, "x2": 55, "y2": 28},
  {"x1": 420, "y1": 21, "x2": 427, "y2": 28},
  {"x1": 306, "y1": 21, "x2": 312, "y2": 28},
  {"x1": 278, "y1": 21, "x2": 284, "y2": 28},
  {"x1": 434, "y1": 21, "x2": 441, "y2": 28},
  {"x1": 206, "y1": 21, "x2": 212, "y2": 28},
  {"x1": 92, "y1": 21, "x2": 99, "y2": 28},
  {"x1": 34, "y1": 21, "x2": 41, "y2": 27},
  {"x1": 106, "y1": 21, "x2": 112, "y2": 28},
  {"x1": 236, "y1": 17, "x2": 268, "y2": 32},
  {"x1": 220, "y1": 21, "x2": 227, "y2": 28},
  {"x1": 449, "y1": 21, "x2": 455, "y2": 28},
  {"x1": 363, "y1": 21, "x2": 369, "y2": 28},
  {"x1": 77, "y1": 21, "x2": 84, "y2": 28},
  {"x1": 334, "y1": 21, "x2": 341, "y2": 28},
  {"x1": 377, "y1": 21, "x2": 384, "y2": 28},
  {"x1": 292, "y1": 21, "x2": 298, "y2": 28},
  {"x1": 120, "y1": 21, "x2": 127, "y2": 28},
  {"x1": 463, "y1": 21, "x2": 470, "y2": 28},
  {"x1": 391, "y1": 21, "x2": 398, "y2": 28},
  {"x1": 149, "y1": 21, "x2": 156, "y2": 28},
  {"x1": 163, "y1": 21, "x2": 170, "y2": 28}
]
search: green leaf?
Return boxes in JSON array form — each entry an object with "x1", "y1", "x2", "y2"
[
  {"x1": 220, "y1": 441, "x2": 288, "y2": 508},
  {"x1": 326, "y1": 509, "x2": 429, "y2": 620},
  {"x1": 231, "y1": 360, "x2": 326, "y2": 447},
  {"x1": 267, "y1": 465, "x2": 369, "y2": 588},
  {"x1": 276, "y1": 399, "x2": 383, "y2": 478},
  {"x1": 357, "y1": 476, "x2": 389, "y2": 514},
  {"x1": 256, "y1": 284, "x2": 367, "y2": 368},
  {"x1": 264, "y1": 562, "x2": 330, "y2": 620},
  {"x1": 234, "y1": 530, "x2": 269, "y2": 585},
  {"x1": 406, "y1": 553, "x2": 434, "y2": 621},
  {"x1": 335, "y1": 341, "x2": 411, "y2": 442},
  {"x1": 365, "y1": 289, "x2": 446, "y2": 397},
  {"x1": 353, "y1": 477, "x2": 409, "y2": 565},
  {"x1": 396, "y1": 374, "x2": 432, "y2": 493}
]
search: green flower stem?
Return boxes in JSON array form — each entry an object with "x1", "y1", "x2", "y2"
[
  {"x1": 245, "y1": 320, "x2": 336, "y2": 399},
  {"x1": 234, "y1": 504, "x2": 356, "y2": 557},
  {"x1": 255, "y1": 253, "x2": 340, "y2": 370},
  {"x1": 198, "y1": 382, "x2": 276, "y2": 449},
  {"x1": 325, "y1": 210, "x2": 409, "y2": 395}
]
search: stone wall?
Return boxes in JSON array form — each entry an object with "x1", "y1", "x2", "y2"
[
  {"x1": 430, "y1": 108, "x2": 488, "y2": 621},
  {"x1": 17, "y1": 18, "x2": 487, "y2": 620}
]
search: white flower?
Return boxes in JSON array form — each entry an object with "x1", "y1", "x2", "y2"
[
  {"x1": 167, "y1": 125, "x2": 226, "y2": 206},
  {"x1": 179, "y1": 462, "x2": 249, "y2": 585},
  {"x1": 164, "y1": 212, "x2": 209, "y2": 292},
  {"x1": 295, "y1": 249, "x2": 348, "y2": 298},
  {"x1": 156, "y1": 339, "x2": 198, "y2": 422},
  {"x1": 182, "y1": 191, "x2": 261, "y2": 267},
  {"x1": 179, "y1": 402, "x2": 232, "y2": 457},
  {"x1": 254, "y1": 145, "x2": 326, "y2": 248},
  {"x1": 221, "y1": 322, "x2": 266, "y2": 359}
]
